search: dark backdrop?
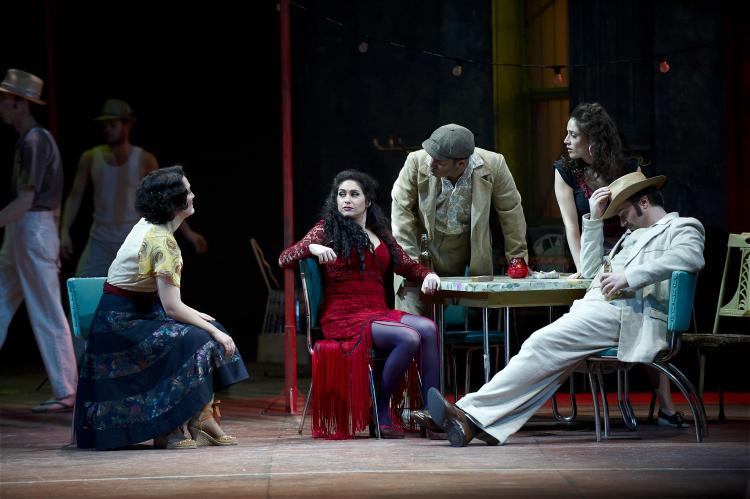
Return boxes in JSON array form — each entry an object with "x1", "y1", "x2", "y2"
[{"x1": 0, "y1": 1, "x2": 282, "y2": 364}]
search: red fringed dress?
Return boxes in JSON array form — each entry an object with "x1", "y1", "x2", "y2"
[{"x1": 279, "y1": 220, "x2": 432, "y2": 439}]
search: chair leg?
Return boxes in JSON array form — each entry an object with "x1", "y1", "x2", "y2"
[
  {"x1": 298, "y1": 380, "x2": 313, "y2": 435},
  {"x1": 648, "y1": 390, "x2": 657, "y2": 423},
  {"x1": 451, "y1": 350, "x2": 459, "y2": 402},
  {"x1": 617, "y1": 370, "x2": 638, "y2": 431},
  {"x1": 697, "y1": 349, "x2": 706, "y2": 398},
  {"x1": 464, "y1": 349, "x2": 472, "y2": 396},
  {"x1": 663, "y1": 362, "x2": 709, "y2": 438},
  {"x1": 587, "y1": 368, "x2": 601, "y2": 442},
  {"x1": 368, "y1": 364, "x2": 381, "y2": 439},
  {"x1": 596, "y1": 372, "x2": 611, "y2": 438},
  {"x1": 648, "y1": 363, "x2": 704, "y2": 443},
  {"x1": 552, "y1": 376, "x2": 578, "y2": 422},
  {"x1": 69, "y1": 400, "x2": 77, "y2": 446}
]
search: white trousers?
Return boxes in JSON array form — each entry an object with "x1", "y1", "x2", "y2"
[
  {"x1": 0, "y1": 211, "x2": 77, "y2": 398},
  {"x1": 456, "y1": 297, "x2": 621, "y2": 445}
]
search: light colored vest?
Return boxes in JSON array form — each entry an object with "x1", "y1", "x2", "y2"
[{"x1": 89, "y1": 145, "x2": 143, "y2": 242}]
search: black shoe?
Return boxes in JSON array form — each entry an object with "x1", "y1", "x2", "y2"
[
  {"x1": 658, "y1": 409, "x2": 688, "y2": 428},
  {"x1": 427, "y1": 387, "x2": 476, "y2": 447},
  {"x1": 411, "y1": 409, "x2": 444, "y2": 433}
]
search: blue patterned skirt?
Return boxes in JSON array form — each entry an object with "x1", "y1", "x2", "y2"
[{"x1": 74, "y1": 291, "x2": 249, "y2": 450}]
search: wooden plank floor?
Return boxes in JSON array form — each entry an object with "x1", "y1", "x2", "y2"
[{"x1": 1, "y1": 365, "x2": 748, "y2": 498}]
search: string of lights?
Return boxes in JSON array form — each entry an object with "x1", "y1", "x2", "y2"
[{"x1": 285, "y1": 1, "x2": 718, "y2": 84}]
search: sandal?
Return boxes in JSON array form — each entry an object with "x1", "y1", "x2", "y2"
[
  {"x1": 153, "y1": 427, "x2": 197, "y2": 449},
  {"x1": 188, "y1": 400, "x2": 238, "y2": 446},
  {"x1": 31, "y1": 397, "x2": 74, "y2": 414}
]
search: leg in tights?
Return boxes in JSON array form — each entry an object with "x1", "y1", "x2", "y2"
[
  {"x1": 370, "y1": 321, "x2": 420, "y2": 426},
  {"x1": 400, "y1": 314, "x2": 439, "y2": 405}
]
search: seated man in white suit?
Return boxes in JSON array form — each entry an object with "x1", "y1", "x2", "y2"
[{"x1": 426, "y1": 172, "x2": 706, "y2": 446}]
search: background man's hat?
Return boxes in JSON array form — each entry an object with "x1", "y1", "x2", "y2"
[
  {"x1": 95, "y1": 99, "x2": 135, "y2": 121},
  {"x1": 422, "y1": 123, "x2": 475, "y2": 161},
  {"x1": 601, "y1": 172, "x2": 667, "y2": 219},
  {"x1": 0, "y1": 69, "x2": 46, "y2": 105}
]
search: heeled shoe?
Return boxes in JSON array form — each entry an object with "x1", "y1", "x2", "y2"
[
  {"x1": 378, "y1": 424, "x2": 405, "y2": 439},
  {"x1": 153, "y1": 426, "x2": 197, "y2": 449},
  {"x1": 188, "y1": 399, "x2": 238, "y2": 446},
  {"x1": 368, "y1": 414, "x2": 405, "y2": 439}
]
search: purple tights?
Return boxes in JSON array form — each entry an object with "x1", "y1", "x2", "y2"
[{"x1": 370, "y1": 314, "x2": 439, "y2": 426}]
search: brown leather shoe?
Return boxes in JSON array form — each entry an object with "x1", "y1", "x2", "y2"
[
  {"x1": 411, "y1": 409, "x2": 444, "y2": 433},
  {"x1": 427, "y1": 387, "x2": 475, "y2": 447}
]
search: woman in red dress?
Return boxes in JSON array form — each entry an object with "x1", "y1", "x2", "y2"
[{"x1": 279, "y1": 169, "x2": 440, "y2": 439}]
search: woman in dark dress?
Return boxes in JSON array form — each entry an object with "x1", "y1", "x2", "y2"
[
  {"x1": 279, "y1": 169, "x2": 440, "y2": 439},
  {"x1": 553, "y1": 103, "x2": 686, "y2": 427},
  {"x1": 554, "y1": 102, "x2": 641, "y2": 276},
  {"x1": 74, "y1": 166, "x2": 248, "y2": 450}
]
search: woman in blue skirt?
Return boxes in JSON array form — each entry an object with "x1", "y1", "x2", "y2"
[{"x1": 74, "y1": 166, "x2": 249, "y2": 450}]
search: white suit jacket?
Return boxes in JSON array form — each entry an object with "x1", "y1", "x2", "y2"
[{"x1": 580, "y1": 212, "x2": 705, "y2": 362}]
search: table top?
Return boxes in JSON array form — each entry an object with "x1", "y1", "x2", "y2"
[{"x1": 438, "y1": 275, "x2": 592, "y2": 293}]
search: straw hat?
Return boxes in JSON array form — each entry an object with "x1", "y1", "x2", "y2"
[
  {"x1": 94, "y1": 99, "x2": 135, "y2": 121},
  {"x1": 0, "y1": 69, "x2": 46, "y2": 105},
  {"x1": 601, "y1": 172, "x2": 666, "y2": 219}
]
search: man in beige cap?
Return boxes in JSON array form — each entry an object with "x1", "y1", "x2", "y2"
[
  {"x1": 391, "y1": 124, "x2": 529, "y2": 315},
  {"x1": 426, "y1": 172, "x2": 705, "y2": 446},
  {"x1": 60, "y1": 99, "x2": 207, "y2": 277},
  {"x1": 0, "y1": 68, "x2": 78, "y2": 412}
]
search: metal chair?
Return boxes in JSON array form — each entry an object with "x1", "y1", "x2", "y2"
[
  {"x1": 443, "y1": 305, "x2": 503, "y2": 400},
  {"x1": 585, "y1": 271, "x2": 708, "y2": 442},
  {"x1": 682, "y1": 232, "x2": 750, "y2": 421},
  {"x1": 296, "y1": 258, "x2": 381, "y2": 438}
]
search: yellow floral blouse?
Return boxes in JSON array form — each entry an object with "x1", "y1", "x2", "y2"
[{"x1": 107, "y1": 219, "x2": 183, "y2": 292}]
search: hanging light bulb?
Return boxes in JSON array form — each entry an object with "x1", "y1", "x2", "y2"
[
  {"x1": 659, "y1": 56, "x2": 670, "y2": 74},
  {"x1": 358, "y1": 41, "x2": 369, "y2": 53},
  {"x1": 552, "y1": 66, "x2": 564, "y2": 86},
  {"x1": 452, "y1": 61, "x2": 464, "y2": 77}
]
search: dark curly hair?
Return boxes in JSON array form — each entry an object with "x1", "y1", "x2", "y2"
[
  {"x1": 321, "y1": 169, "x2": 398, "y2": 270},
  {"x1": 135, "y1": 165, "x2": 189, "y2": 224},
  {"x1": 563, "y1": 102, "x2": 629, "y2": 189}
]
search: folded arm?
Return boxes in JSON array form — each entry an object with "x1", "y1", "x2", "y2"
[{"x1": 278, "y1": 220, "x2": 326, "y2": 268}]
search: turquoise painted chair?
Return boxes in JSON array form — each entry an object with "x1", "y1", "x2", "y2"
[
  {"x1": 65, "y1": 277, "x2": 105, "y2": 445},
  {"x1": 443, "y1": 305, "x2": 503, "y2": 400},
  {"x1": 585, "y1": 271, "x2": 708, "y2": 442},
  {"x1": 66, "y1": 277, "x2": 106, "y2": 339}
]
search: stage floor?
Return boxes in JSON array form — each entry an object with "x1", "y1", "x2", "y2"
[{"x1": 1, "y1": 364, "x2": 748, "y2": 498}]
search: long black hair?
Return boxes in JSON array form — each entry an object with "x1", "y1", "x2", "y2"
[
  {"x1": 321, "y1": 169, "x2": 398, "y2": 270},
  {"x1": 563, "y1": 102, "x2": 628, "y2": 188}
]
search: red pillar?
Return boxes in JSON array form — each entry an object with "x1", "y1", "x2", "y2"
[{"x1": 280, "y1": 0, "x2": 297, "y2": 413}]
